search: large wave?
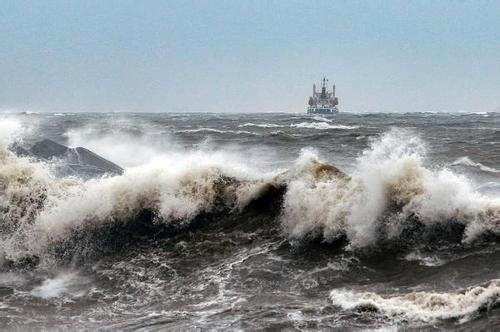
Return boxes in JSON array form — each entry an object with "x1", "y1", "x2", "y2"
[
  {"x1": 282, "y1": 129, "x2": 500, "y2": 248},
  {"x1": 1, "y1": 121, "x2": 499, "y2": 266},
  {"x1": 0, "y1": 138, "x2": 281, "y2": 263}
]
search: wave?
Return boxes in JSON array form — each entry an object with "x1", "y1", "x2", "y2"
[
  {"x1": 290, "y1": 122, "x2": 358, "y2": 130},
  {"x1": 403, "y1": 251, "x2": 444, "y2": 266},
  {"x1": 1, "y1": 125, "x2": 500, "y2": 266},
  {"x1": 239, "y1": 121, "x2": 356, "y2": 130},
  {"x1": 282, "y1": 129, "x2": 500, "y2": 247},
  {"x1": 0, "y1": 135, "x2": 283, "y2": 263},
  {"x1": 330, "y1": 280, "x2": 500, "y2": 324},
  {"x1": 238, "y1": 123, "x2": 283, "y2": 128},
  {"x1": 451, "y1": 157, "x2": 500, "y2": 173},
  {"x1": 310, "y1": 116, "x2": 333, "y2": 123},
  {"x1": 175, "y1": 128, "x2": 255, "y2": 135},
  {"x1": 457, "y1": 111, "x2": 490, "y2": 116}
]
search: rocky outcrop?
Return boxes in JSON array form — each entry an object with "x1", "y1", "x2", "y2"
[{"x1": 10, "y1": 139, "x2": 123, "y2": 178}]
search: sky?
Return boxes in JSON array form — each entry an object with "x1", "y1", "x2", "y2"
[{"x1": 0, "y1": 1, "x2": 499, "y2": 113}]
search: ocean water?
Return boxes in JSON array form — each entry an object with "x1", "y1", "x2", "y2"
[{"x1": 0, "y1": 111, "x2": 499, "y2": 330}]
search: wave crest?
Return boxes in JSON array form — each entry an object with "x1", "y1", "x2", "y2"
[
  {"x1": 282, "y1": 129, "x2": 500, "y2": 247},
  {"x1": 330, "y1": 280, "x2": 500, "y2": 323},
  {"x1": 290, "y1": 122, "x2": 357, "y2": 130},
  {"x1": 451, "y1": 156, "x2": 500, "y2": 174},
  {"x1": 0, "y1": 143, "x2": 278, "y2": 262}
]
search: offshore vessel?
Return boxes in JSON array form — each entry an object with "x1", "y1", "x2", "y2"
[{"x1": 307, "y1": 77, "x2": 339, "y2": 115}]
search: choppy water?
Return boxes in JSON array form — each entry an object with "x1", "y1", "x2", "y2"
[{"x1": 1, "y1": 111, "x2": 499, "y2": 330}]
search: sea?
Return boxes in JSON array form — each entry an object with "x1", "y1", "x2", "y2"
[{"x1": 0, "y1": 111, "x2": 499, "y2": 330}]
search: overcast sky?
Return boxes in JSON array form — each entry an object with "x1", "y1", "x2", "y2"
[{"x1": 1, "y1": 1, "x2": 499, "y2": 113}]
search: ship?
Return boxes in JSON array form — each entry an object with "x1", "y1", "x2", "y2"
[{"x1": 307, "y1": 77, "x2": 339, "y2": 115}]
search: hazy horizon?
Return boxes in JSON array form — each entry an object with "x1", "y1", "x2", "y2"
[{"x1": 1, "y1": 1, "x2": 499, "y2": 113}]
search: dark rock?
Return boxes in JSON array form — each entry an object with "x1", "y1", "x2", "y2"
[
  {"x1": 8, "y1": 142, "x2": 32, "y2": 157},
  {"x1": 30, "y1": 139, "x2": 69, "y2": 159},
  {"x1": 11, "y1": 139, "x2": 124, "y2": 178},
  {"x1": 70, "y1": 147, "x2": 123, "y2": 175}
]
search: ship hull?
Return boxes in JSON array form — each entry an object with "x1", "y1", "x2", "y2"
[{"x1": 307, "y1": 107, "x2": 339, "y2": 115}]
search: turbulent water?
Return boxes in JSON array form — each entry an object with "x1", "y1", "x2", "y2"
[{"x1": 1, "y1": 111, "x2": 500, "y2": 330}]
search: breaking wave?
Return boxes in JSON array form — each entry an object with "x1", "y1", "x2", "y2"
[
  {"x1": 330, "y1": 280, "x2": 500, "y2": 324},
  {"x1": 0, "y1": 137, "x2": 278, "y2": 262},
  {"x1": 282, "y1": 129, "x2": 500, "y2": 247},
  {"x1": 1, "y1": 124, "x2": 499, "y2": 266}
]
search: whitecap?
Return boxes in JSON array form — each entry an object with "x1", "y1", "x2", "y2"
[
  {"x1": 176, "y1": 128, "x2": 255, "y2": 135},
  {"x1": 290, "y1": 122, "x2": 358, "y2": 130},
  {"x1": 451, "y1": 156, "x2": 500, "y2": 173},
  {"x1": 238, "y1": 122, "x2": 283, "y2": 128},
  {"x1": 330, "y1": 280, "x2": 500, "y2": 323}
]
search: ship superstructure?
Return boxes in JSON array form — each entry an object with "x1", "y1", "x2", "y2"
[{"x1": 307, "y1": 77, "x2": 339, "y2": 114}]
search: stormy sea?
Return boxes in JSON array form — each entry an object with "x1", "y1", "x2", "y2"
[{"x1": 0, "y1": 111, "x2": 499, "y2": 330}]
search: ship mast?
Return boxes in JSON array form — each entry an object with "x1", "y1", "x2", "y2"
[{"x1": 321, "y1": 77, "x2": 328, "y2": 98}]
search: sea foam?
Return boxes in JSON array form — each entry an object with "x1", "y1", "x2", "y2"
[{"x1": 330, "y1": 280, "x2": 500, "y2": 323}]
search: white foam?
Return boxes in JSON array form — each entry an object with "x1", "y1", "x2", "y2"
[
  {"x1": 290, "y1": 122, "x2": 357, "y2": 130},
  {"x1": 34, "y1": 154, "x2": 261, "y2": 246},
  {"x1": 311, "y1": 116, "x2": 333, "y2": 123},
  {"x1": 403, "y1": 251, "x2": 444, "y2": 267},
  {"x1": 281, "y1": 148, "x2": 356, "y2": 240},
  {"x1": 31, "y1": 271, "x2": 89, "y2": 299},
  {"x1": 330, "y1": 280, "x2": 500, "y2": 323},
  {"x1": 176, "y1": 128, "x2": 254, "y2": 135},
  {"x1": 451, "y1": 156, "x2": 500, "y2": 173},
  {"x1": 238, "y1": 122, "x2": 283, "y2": 128}
]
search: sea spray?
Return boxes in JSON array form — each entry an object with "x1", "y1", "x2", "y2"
[{"x1": 281, "y1": 129, "x2": 500, "y2": 247}]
